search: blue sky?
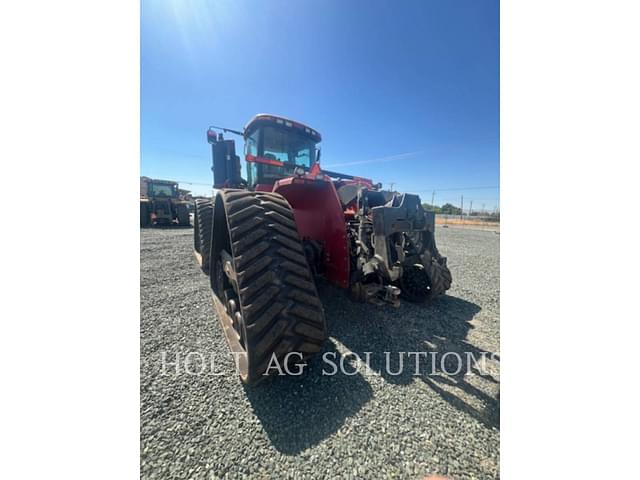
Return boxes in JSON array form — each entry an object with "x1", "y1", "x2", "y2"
[{"x1": 141, "y1": 0, "x2": 499, "y2": 210}]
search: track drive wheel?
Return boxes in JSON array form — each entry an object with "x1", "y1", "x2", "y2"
[
  {"x1": 212, "y1": 190, "x2": 327, "y2": 385},
  {"x1": 194, "y1": 198, "x2": 213, "y2": 274}
]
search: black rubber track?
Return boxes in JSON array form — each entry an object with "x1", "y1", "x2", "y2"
[
  {"x1": 219, "y1": 190, "x2": 327, "y2": 384},
  {"x1": 194, "y1": 198, "x2": 213, "y2": 275}
]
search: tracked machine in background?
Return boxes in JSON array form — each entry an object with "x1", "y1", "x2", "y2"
[
  {"x1": 140, "y1": 177, "x2": 191, "y2": 227},
  {"x1": 194, "y1": 114, "x2": 452, "y2": 384}
]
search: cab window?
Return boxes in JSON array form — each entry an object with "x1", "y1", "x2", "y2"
[
  {"x1": 293, "y1": 147, "x2": 312, "y2": 168},
  {"x1": 245, "y1": 130, "x2": 259, "y2": 186},
  {"x1": 261, "y1": 126, "x2": 316, "y2": 168}
]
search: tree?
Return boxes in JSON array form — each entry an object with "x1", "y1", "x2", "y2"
[
  {"x1": 440, "y1": 203, "x2": 462, "y2": 215},
  {"x1": 421, "y1": 203, "x2": 442, "y2": 214}
]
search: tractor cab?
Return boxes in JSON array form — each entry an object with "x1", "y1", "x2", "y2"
[
  {"x1": 147, "y1": 180, "x2": 178, "y2": 198},
  {"x1": 243, "y1": 114, "x2": 321, "y2": 188},
  {"x1": 207, "y1": 114, "x2": 321, "y2": 190}
]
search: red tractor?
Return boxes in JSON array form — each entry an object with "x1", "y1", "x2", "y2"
[{"x1": 194, "y1": 114, "x2": 451, "y2": 384}]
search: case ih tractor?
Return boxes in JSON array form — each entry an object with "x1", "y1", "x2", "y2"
[
  {"x1": 194, "y1": 114, "x2": 451, "y2": 384},
  {"x1": 140, "y1": 177, "x2": 191, "y2": 227}
]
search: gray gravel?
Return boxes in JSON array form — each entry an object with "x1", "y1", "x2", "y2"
[{"x1": 141, "y1": 225, "x2": 500, "y2": 479}]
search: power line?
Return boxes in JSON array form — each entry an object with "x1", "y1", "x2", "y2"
[
  {"x1": 413, "y1": 185, "x2": 499, "y2": 192},
  {"x1": 437, "y1": 197, "x2": 499, "y2": 202},
  {"x1": 173, "y1": 180, "x2": 212, "y2": 187}
]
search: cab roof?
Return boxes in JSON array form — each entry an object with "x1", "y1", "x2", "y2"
[
  {"x1": 244, "y1": 114, "x2": 322, "y2": 142},
  {"x1": 147, "y1": 179, "x2": 177, "y2": 186}
]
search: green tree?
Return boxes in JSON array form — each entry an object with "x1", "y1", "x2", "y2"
[
  {"x1": 440, "y1": 203, "x2": 462, "y2": 215},
  {"x1": 421, "y1": 203, "x2": 442, "y2": 214}
]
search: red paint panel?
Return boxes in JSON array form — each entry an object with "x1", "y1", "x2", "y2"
[
  {"x1": 272, "y1": 179, "x2": 350, "y2": 289},
  {"x1": 255, "y1": 184, "x2": 273, "y2": 192}
]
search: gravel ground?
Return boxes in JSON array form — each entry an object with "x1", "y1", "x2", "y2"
[{"x1": 141, "y1": 225, "x2": 500, "y2": 479}]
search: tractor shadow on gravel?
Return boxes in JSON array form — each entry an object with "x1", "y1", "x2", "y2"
[
  {"x1": 243, "y1": 340, "x2": 374, "y2": 455},
  {"x1": 244, "y1": 288, "x2": 498, "y2": 455},
  {"x1": 321, "y1": 286, "x2": 500, "y2": 431}
]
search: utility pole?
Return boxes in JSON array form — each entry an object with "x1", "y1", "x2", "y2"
[
  {"x1": 460, "y1": 194, "x2": 464, "y2": 222},
  {"x1": 431, "y1": 190, "x2": 435, "y2": 210},
  {"x1": 469, "y1": 200, "x2": 473, "y2": 217}
]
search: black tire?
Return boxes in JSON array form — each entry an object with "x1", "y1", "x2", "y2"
[
  {"x1": 425, "y1": 257, "x2": 452, "y2": 299},
  {"x1": 177, "y1": 203, "x2": 190, "y2": 226},
  {"x1": 214, "y1": 190, "x2": 327, "y2": 384},
  {"x1": 398, "y1": 264, "x2": 430, "y2": 303},
  {"x1": 399, "y1": 230, "x2": 452, "y2": 302},
  {"x1": 140, "y1": 201, "x2": 150, "y2": 227},
  {"x1": 194, "y1": 198, "x2": 213, "y2": 274}
]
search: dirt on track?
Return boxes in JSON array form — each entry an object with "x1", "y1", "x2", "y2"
[{"x1": 140, "y1": 225, "x2": 500, "y2": 479}]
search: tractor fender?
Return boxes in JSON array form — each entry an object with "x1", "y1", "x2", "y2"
[{"x1": 271, "y1": 178, "x2": 350, "y2": 289}]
